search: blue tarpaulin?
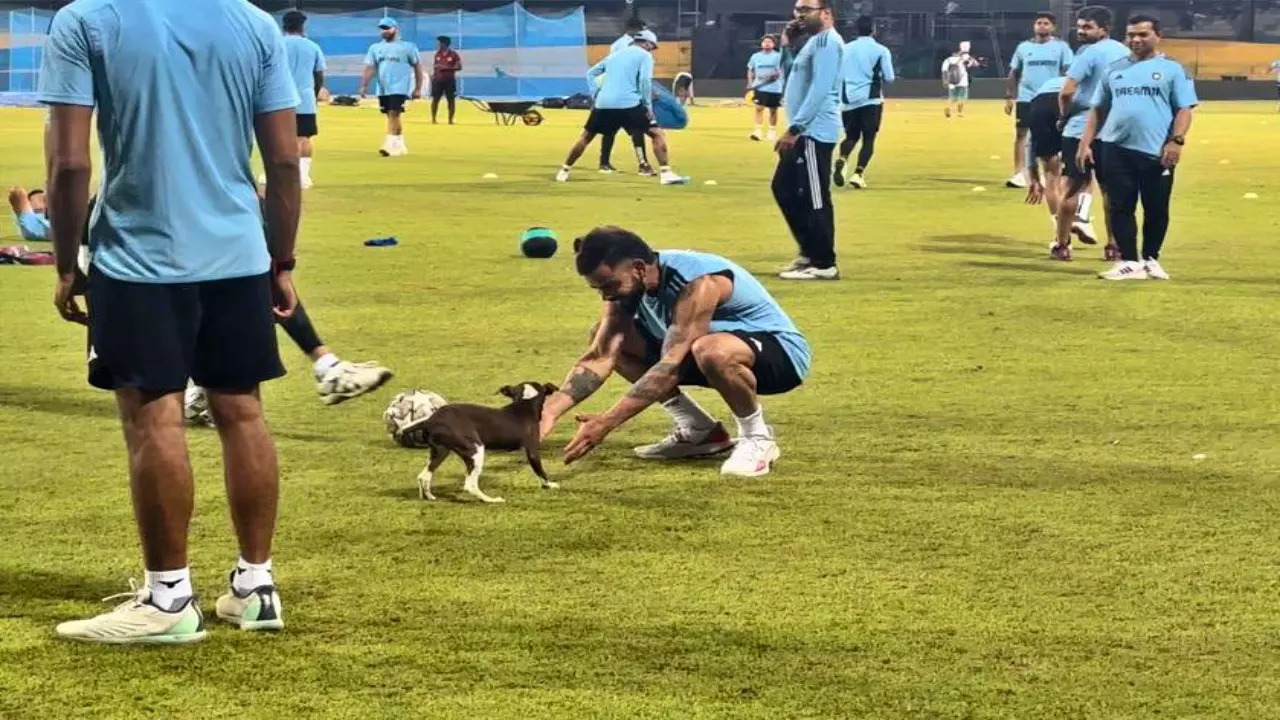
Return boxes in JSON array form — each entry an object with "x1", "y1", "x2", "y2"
[{"x1": 0, "y1": 3, "x2": 590, "y2": 104}]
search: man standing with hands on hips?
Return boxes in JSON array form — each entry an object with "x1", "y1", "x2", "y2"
[
  {"x1": 1079, "y1": 15, "x2": 1197, "y2": 281},
  {"x1": 360, "y1": 17, "x2": 424, "y2": 157},
  {"x1": 772, "y1": 1, "x2": 843, "y2": 281}
]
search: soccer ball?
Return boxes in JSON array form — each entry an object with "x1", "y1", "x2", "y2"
[{"x1": 383, "y1": 389, "x2": 447, "y2": 447}]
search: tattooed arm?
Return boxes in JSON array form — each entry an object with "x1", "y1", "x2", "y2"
[
  {"x1": 540, "y1": 301, "x2": 629, "y2": 439},
  {"x1": 601, "y1": 275, "x2": 729, "y2": 428}
]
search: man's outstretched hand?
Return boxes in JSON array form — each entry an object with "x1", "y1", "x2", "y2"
[{"x1": 563, "y1": 413, "x2": 614, "y2": 465}]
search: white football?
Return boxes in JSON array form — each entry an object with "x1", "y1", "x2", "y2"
[{"x1": 383, "y1": 390, "x2": 447, "y2": 446}]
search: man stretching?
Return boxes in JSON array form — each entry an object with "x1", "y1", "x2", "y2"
[{"x1": 556, "y1": 31, "x2": 687, "y2": 186}]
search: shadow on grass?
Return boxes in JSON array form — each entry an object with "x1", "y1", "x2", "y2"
[
  {"x1": 0, "y1": 568, "x2": 124, "y2": 605},
  {"x1": 962, "y1": 260, "x2": 1097, "y2": 276},
  {"x1": 0, "y1": 382, "x2": 116, "y2": 420}
]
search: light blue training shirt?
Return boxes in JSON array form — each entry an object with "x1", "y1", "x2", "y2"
[
  {"x1": 587, "y1": 44, "x2": 654, "y2": 110},
  {"x1": 1062, "y1": 38, "x2": 1130, "y2": 139},
  {"x1": 1011, "y1": 38, "x2": 1074, "y2": 102},
  {"x1": 15, "y1": 211, "x2": 49, "y2": 242},
  {"x1": 1093, "y1": 55, "x2": 1199, "y2": 158},
  {"x1": 639, "y1": 250, "x2": 811, "y2": 381},
  {"x1": 609, "y1": 34, "x2": 633, "y2": 55},
  {"x1": 783, "y1": 27, "x2": 844, "y2": 143},
  {"x1": 284, "y1": 33, "x2": 326, "y2": 115},
  {"x1": 365, "y1": 39, "x2": 420, "y2": 96},
  {"x1": 747, "y1": 50, "x2": 785, "y2": 93},
  {"x1": 37, "y1": 0, "x2": 299, "y2": 283},
  {"x1": 841, "y1": 35, "x2": 895, "y2": 110}
]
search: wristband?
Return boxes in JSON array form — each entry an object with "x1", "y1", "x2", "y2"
[{"x1": 274, "y1": 258, "x2": 296, "y2": 273}]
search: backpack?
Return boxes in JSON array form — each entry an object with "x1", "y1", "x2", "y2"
[{"x1": 945, "y1": 59, "x2": 964, "y2": 86}]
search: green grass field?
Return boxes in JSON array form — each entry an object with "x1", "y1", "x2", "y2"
[{"x1": 1, "y1": 99, "x2": 1278, "y2": 719}]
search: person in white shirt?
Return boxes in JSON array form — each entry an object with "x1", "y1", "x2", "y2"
[{"x1": 941, "y1": 41, "x2": 978, "y2": 118}]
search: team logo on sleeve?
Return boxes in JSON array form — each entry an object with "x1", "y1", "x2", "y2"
[{"x1": 1152, "y1": 72, "x2": 1162, "y2": 80}]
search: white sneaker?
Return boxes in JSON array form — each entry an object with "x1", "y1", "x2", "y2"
[
  {"x1": 1071, "y1": 220, "x2": 1097, "y2": 245},
  {"x1": 850, "y1": 173, "x2": 866, "y2": 189},
  {"x1": 633, "y1": 422, "x2": 735, "y2": 460},
  {"x1": 55, "y1": 581, "x2": 206, "y2": 645},
  {"x1": 555, "y1": 168, "x2": 570, "y2": 183},
  {"x1": 779, "y1": 265, "x2": 841, "y2": 281},
  {"x1": 184, "y1": 384, "x2": 214, "y2": 427},
  {"x1": 301, "y1": 177, "x2": 314, "y2": 190},
  {"x1": 749, "y1": 131, "x2": 763, "y2": 141},
  {"x1": 1099, "y1": 260, "x2": 1148, "y2": 281},
  {"x1": 317, "y1": 361, "x2": 393, "y2": 406},
  {"x1": 766, "y1": 128, "x2": 777, "y2": 142},
  {"x1": 1005, "y1": 172, "x2": 1028, "y2": 189},
  {"x1": 720, "y1": 436, "x2": 780, "y2": 477},
  {"x1": 1143, "y1": 258, "x2": 1170, "y2": 280},
  {"x1": 660, "y1": 171, "x2": 691, "y2": 186},
  {"x1": 779, "y1": 256, "x2": 811, "y2": 274},
  {"x1": 216, "y1": 579, "x2": 285, "y2": 632}
]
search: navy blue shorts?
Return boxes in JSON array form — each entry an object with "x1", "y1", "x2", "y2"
[
  {"x1": 86, "y1": 268, "x2": 285, "y2": 393},
  {"x1": 379, "y1": 94, "x2": 408, "y2": 114}
]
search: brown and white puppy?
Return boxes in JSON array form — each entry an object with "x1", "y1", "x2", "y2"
[{"x1": 415, "y1": 382, "x2": 558, "y2": 503}]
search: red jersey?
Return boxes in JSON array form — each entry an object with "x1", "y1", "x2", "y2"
[{"x1": 434, "y1": 49, "x2": 462, "y2": 81}]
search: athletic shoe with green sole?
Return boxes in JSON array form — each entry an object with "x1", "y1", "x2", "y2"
[
  {"x1": 216, "y1": 578, "x2": 285, "y2": 632},
  {"x1": 56, "y1": 582, "x2": 207, "y2": 645}
]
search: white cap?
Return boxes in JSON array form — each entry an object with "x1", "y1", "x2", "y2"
[{"x1": 634, "y1": 29, "x2": 659, "y2": 47}]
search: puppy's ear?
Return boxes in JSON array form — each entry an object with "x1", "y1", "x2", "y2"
[
  {"x1": 497, "y1": 385, "x2": 519, "y2": 400},
  {"x1": 542, "y1": 383, "x2": 559, "y2": 396}
]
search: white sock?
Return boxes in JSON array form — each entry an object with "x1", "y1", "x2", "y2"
[
  {"x1": 232, "y1": 557, "x2": 274, "y2": 594},
  {"x1": 662, "y1": 394, "x2": 716, "y2": 433},
  {"x1": 396, "y1": 135, "x2": 407, "y2": 151},
  {"x1": 753, "y1": 124, "x2": 762, "y2": 135},
  {"x1": 659, "y1": 165, "x2": 672, "y2": 174},
  {"x1": 734, "y1": 407, "x2": 770, "y2": 439},
  {"x1": 312, "y1": 352, "x2": 340, "y2": 379},
  {"x1": 300, "y1": 157, "x2": 312, "y2": 180},
  {"x1": 561, "y1": 164, "x2": 572, "y2": 172},
  {"x1": 383, "y1": 134, "x2": 395, "y2": 149},
  {"x1": 145, "y1": 567, "x2": 193, "y2": 611},
  {"x1": 1076, "y1": 192, "x2": 1093, "y2": 222}
]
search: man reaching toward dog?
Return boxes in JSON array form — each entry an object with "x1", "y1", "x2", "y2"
[{"x1": 539, "y1": 226, "x2": 812, "y2": 477}]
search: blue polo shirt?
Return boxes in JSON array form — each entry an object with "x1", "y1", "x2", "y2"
[
  {"x1": 284, "y1": 34, "x2": 325, "y2": 115},
  {"x1": 1093, "y1": 55, "x2": 1199, "y2": 158},
  {"x1": 1062, "y1": 38, "x2": 1130, "y2": 139},
  {"x1": 37, "y1": 0, "x2": 299, "y2": 283},
  {"x1": 747, "y1": 50, "x2": 785, "y2": 93},
  {"x1": 365, "y1": 40, "x2": 420, "y2": 97},
  {"x1": 1011, "y1": 38, "x2": 1073, "y2": 102}
]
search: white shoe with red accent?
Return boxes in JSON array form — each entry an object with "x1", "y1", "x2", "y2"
[
  {"x1": 720, "y1": 435, "x2": 780, "y2": 477},
  {"x1": 634, "y1": 423, "x2": 735, "y2": 460}
]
